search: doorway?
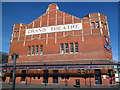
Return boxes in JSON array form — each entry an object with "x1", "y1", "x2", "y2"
[
  {"x1": 21, "y1": 70, "x2": 26, "y2": 82},
  {"x1": 53, "y1": 70, "x2": 58, "y2": 83},
  {"x1": 76, "y1": 79, "x2": 80, "y2": 85},
  {"x1": 94, "y1": 69, "x2": 102, "y2": 84},
  {"x1": 43, "y1": 70, "x2": 48, "y2": 83}
]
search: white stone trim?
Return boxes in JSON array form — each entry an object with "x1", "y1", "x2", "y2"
[
  {"x1": 46, "y1": 33, "x2": 48, "y2": 45},
  {"x1": 89, "y1": 14, "x2": 92, "y2": 34},
  {"x1": 81, "y1": 19, "x2": 84, "y2": 42},
  {"x1": 98, "y1": 13, "x2": 103, "y2": 35}
]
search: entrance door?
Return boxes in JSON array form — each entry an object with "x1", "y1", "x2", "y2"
[
  {"x1": 76, "y1": 79, "x2": 80, "y2": 85},
  {"x1": 43, "y1": 70, "x2": 48, "y2": 83},
  {"x1": 95, "y1": 77, "x2": 101, "y2": 84},
  {"x1": 94, "y1": 69, "x2": 102, "y2": 84},
  {"x1": 43, "y1": 76, "x2": 48, "y2": 83},
  {"x1": 53, "y1": 70, "x2": 58, "y2": 83},
  {"x1": 53, "y1": 76, "x2": 58, "y2": 83},
  {"x1": 21, "y1": 70, "x2": 26, "y2": 82}
]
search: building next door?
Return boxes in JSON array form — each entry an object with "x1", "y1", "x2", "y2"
[
  {"x1": 53, "y1": 70, "x2": 58, "y2": 83},
  {"x1": 94, "y1": 69, "x2": 102, "y2": 84}
]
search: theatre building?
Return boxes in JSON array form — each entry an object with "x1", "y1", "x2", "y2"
[{"x1": 4, "y1": 4, "x2": 116, "y2": 86}]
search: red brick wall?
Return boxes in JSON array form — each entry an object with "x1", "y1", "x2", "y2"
[
  {"x1": 4, "y1": 4, "x2": 115, "y2": 86},
  {"x1": 8, "y1": 4, "x2": 112, "y2": 64}
]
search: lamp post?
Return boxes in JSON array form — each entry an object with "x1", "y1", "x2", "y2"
[
  {"x1": 89, "y1": 62, "x2": 92, "y2": 88},
  {"x1": 44, "y1": 63, "x2": 47, "y2": 86},
  {"x1": 65, "y1": 66, "x2": 68, "y2": 87},
  {"x1": 11, "y1": 53, "x2": 19, "y2": 90}
]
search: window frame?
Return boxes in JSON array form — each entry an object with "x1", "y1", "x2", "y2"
[
  {"x1": 95, "y1": 22, "x2": 99, "y2": 28},
  {"x1": 65, "y1": 43, "x2": 69, "y2": 53},
  {"x1": 40, "y1": 45, "x2": 43, "y2": 55},
  {"x1": 28, "y1": 46, "x2": 31, "y2": 56},
  {"x1": 91, "y1": 22, "x2": 95, "y2": 29},
  {"x1": 60, "y1": 43, "x2": 64, "y2": 54},
  {"x1": 36, "y1": 45, "x2": 39, "y2": 55},
  {"x1": 75, "y1": 42, "x2": 79, "y2": 53},
  {"x1": 70, "y1": 43, "x2": 74, "y2": 53},
  {"x1": 31, "y1": 46, "x2": 35, "y2": 55}
]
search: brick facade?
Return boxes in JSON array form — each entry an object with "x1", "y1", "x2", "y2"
[{"x1": 4, "y1": 3, "x2": 115, "y2": 86}]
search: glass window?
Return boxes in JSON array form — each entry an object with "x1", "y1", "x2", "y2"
[
  {"x1": 101, "y1": 22, "x2": 103, "y2": 28},
  {"x1": 40, "y1": 45, "x2": 43, "y2": 55},
  {"x1": 105, "y1": 23, "x2": 107, "y2": 30},
  {"x1": 33, "y1": 77, "x2": 36, "y2": 79},
  {"x1": 17, "y1": 31, "x2": 19, "y2": 36},
  {"x1": 28, "y1": 46, "x2": 31, "y2": 56},
  {"x1": 96, "y1": 22, "x2": 99, "y2": 28},
  {"x1": 36, "y1": 45, "x2": 39, "y2": 55},
  {"x1": 70, "y1": 43, "x2": 74, "y2": 53},
  {"x1": 38, "y1": 76, "x2": 40, "y2": 79},
  {"x1": 91, "y1": 22, "x2": 95, "y2": 29},
  {"x1": 65, "y1": 43, "x2": 69, "y2": 53},
  {"x1": 75, "y1": 42, "x2": 79, "y2": 53},
  {"x1": 66, "y1": 76, "x2": 69, "y2": 80},
  {"x1": 14, "y1": 31, "x2": 16, "y2": 37},
  {"x1": 32, "y1": 46, "x2": 34, "y2": 55},
  {"x1": 78, "y1": 69, "x2": 81, "y2": 74},
  {"x1": 60, "y1": 43, "x2": 64, "y2": 54},
  {"x1": 81, "y1": 69, "x2": 85, "y2": 74},
  {"x1": 61, "y1": 76, "x2": 64, "y2": 80}
]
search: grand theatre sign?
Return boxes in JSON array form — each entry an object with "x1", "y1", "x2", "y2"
[{"x1": 25, "y1": 23, "x2": 82, "y2": 35}]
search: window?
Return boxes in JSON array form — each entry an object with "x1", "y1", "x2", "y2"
[
  {"x1": 101, "y1": 22, "x2": 103, "y2": 28},
  {"x1": 81, "y1": 69, "x2": 85, "y2": 74},
  {"x1": 36, "y1": 45, "x2": 39, "y2": 55},
  {"x1": 105, "y1": 23, "x2": 107, "y2": 30},
  {"x1": 96, "y1": 22, "x2": 99, "y2": 28},
  {"x1": 108, "y1": 70, "x2": 113, "y2": 77},
  {"x1": 33, "y1": 76, "x2": 36, "y2": 79},
  {"x1": 60, "y1": 43, "x2": 64, "y2": 54},
  {"x1": 78, "y1": 69, "x2": 81, "y2": 74},
  {"x1": 28, "y1": 46, "x2": 31, "y2": 56},
  {"x1": 38, "y1": 76, "x2": 40, "y2": 79},
  {"x1": 66, "y1": 76, "x2": 69, "y2": 80},
  {"x1": 60, "y1": 42, "x2": 79, "y2": 54},
  {"x1": 14, "y1": 31, "x2": 19, "y2": 37},
  {"x1": 17, "y1": 31, "x2": 19, "y2": 36},
  {"x1": 14, "y1": 31, "x2": 16, "y2": 37},
  {"x1": 65, "y1": 43, "x2": 69, "y2": 53},
  {"x1": 91, "y1": 22, "x2": 95, "y2": 29},
  {"x1": 75, "y1": 42, "x2": 79, "y2": 53},
  {"x1": 32, "y1": 46, "x2": 34, "y2": 55},
  {"x1": 40, "y1": 45, "x2": 43, "y2": 55},
  {"x1": 61, "y1": 76, "x2": 64, "y2": 80},
  {"x1": 70, "y1": 43, "x2": 74, "y2": 53}
]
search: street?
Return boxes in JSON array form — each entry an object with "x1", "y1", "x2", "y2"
[{"x1": 1, "y1": 82, "x2": 119, "y2": 90}]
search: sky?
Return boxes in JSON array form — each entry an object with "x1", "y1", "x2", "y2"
[{"x1": 1, "y1": 2, "x2": 118, "y2": 61}]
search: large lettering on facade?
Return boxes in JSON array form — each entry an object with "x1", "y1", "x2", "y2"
[{"x1": 25, "y1": 23, "x2": 82, "y2": 35}]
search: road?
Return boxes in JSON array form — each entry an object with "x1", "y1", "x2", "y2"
[{"x1": 1, "y1": 82, "x2": 120, "y2": 90}]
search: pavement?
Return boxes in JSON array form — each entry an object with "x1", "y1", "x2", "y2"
[{"x1": 1, "y1": 82, "x2": 120, "y2": 90}]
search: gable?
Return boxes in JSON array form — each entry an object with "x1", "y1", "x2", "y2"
[{"x1": 27, "y1": 3, "x2": 81, "y2": 29}]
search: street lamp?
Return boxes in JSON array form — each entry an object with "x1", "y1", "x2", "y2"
[
  {"x1": 64, "y1": 65, "x2": 68, "y2": 87},
  {"x1": 11, "y1": 53, "x2": 19, "y2": 90},
  {"x1": 89, "y1": 62, "x2": 92, "y2": 87},
  {"x1": 44, "y1": 63, "x2": 47, "y2": 86}
]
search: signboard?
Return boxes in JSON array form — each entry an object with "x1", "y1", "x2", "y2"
[{"x1": 25, "y1": 23, "x2": 82, "y2": 35}]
